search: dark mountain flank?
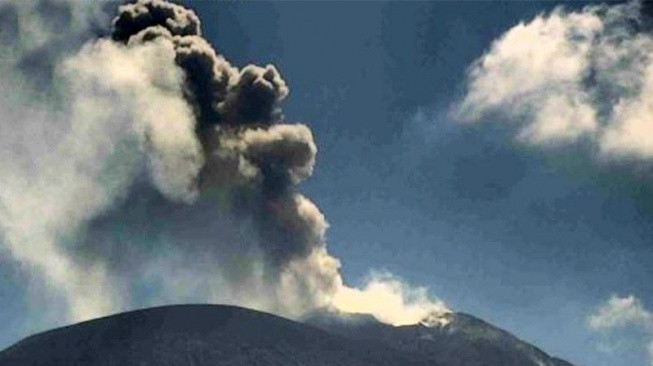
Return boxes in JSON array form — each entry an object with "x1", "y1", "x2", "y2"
[
  {"x1": 0, "y1": 305, "x2": 576, "y2": 366},
  {"x1": 0, "y1": 305, "x2": 431, "y2": 366},
  {"x1": 306, "y1": 310, "x2": 577, "y2": 366}
]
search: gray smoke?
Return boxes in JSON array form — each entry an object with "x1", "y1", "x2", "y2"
[
  {"x1": 0, "y1": 0, "x2": 448, "y2": 330},
  {"x1": 108, "y1": 0, "x2": 336, "y2": 310}
]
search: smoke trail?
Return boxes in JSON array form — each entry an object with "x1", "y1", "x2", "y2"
[{"x1": 0, "y1": 0, "x2": 448, "y2": 328}]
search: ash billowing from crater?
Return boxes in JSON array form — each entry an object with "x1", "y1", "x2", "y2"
[{"x1": 0, "y1": 0, "x2": 448, "y2": 330}]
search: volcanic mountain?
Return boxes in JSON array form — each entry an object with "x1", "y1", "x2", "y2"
[{"x1": 0, "y1": 305, "x2": 576, "y2": 366}]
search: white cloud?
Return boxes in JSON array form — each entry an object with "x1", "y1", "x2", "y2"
[
  {"x1": 454, "y1": 6, "x2": 602, "y2": 144},
  {"x1": 589, "y1": 295, "x2": 653, "y2": 331},
  {"x1": 589, "y1": 295, "x2": 653, "y2": 364},
  {"x1": 454, "y1": 1, "x2": 653, "y2": 161}
]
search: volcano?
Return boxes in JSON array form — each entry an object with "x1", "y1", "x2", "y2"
[{"x1": 0, "y1": 305, "x2": 576, "y2": 366}]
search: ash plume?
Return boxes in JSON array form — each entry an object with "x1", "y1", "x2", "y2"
[
  {"x1": 0, "y1": 0, "x2": 448, "y2": 331},
  {"x1": 110, "y1": 0, "x2": 332, "y2": 305}
]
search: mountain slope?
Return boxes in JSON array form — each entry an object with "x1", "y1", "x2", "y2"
[
  {"x1": 306, "y1": 310, "x2": 576, "y2": 366},
  {"x1": 0, "y1": 304, "x2": 577, "y2": 366},
  {"x1": 0, "y1": 305, "x2": 432, "y2": 366}
]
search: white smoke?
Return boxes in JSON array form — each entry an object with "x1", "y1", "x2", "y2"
[
  {"x1": 0, "y1": 31, "x2": 203, "y2": 321},
  {"x1": 333, "y1": 271, "x2": 450, "y2": 326}
]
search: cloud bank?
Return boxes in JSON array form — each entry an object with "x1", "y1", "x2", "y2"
[
  {"x1": 454, "y1": 0, "x2": 653, "y2": 163},
  {"x1": 0, "y1": 0, "x2": 448, "y2": 330}
]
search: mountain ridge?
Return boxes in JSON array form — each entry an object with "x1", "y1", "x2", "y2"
[
  {"x1": 0, "y1": 304, "x2": 432, "y2": 366},
  {"x1": 0, "y1": 304, "x2": 576, "y2": 366},
  {"x1": 305, "y1": 309, "x2": 576, "y2": 366}
]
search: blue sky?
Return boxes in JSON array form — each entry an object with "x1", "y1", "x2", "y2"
[{"x1": 1, "y1": 1, "x2": 652, "y2": 366}]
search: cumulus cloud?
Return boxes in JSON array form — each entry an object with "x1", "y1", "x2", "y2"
[
  {"x1": 589, "y1": 295, "x2": 653, "y2": 365},
  {"x1": 454, "y1": 0, "x2": 653, "y2": 162},
  {"x1": 0, "y1": 0, "x2": 448, "y2": 330},
  {"x1": 589, "y1": 295, "x2": 653, "y2": 331}
]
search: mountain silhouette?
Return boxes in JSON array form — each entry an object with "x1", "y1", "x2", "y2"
[{"x1": 0, "y1": 304, "x2": 576, "y2": 366}]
